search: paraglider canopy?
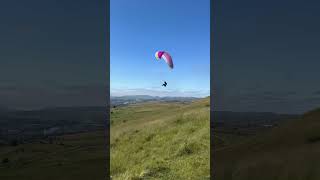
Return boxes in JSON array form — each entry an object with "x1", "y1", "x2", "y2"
[{"x1": 155, "y1": 51, "x2": 174, "y2": 69}]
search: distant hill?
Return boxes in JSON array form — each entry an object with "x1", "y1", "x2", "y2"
[{"x1": 111, "y1": 95, "x2": 199, "y2": 106}]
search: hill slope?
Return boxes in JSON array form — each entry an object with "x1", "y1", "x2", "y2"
[
  {"x1": 111, "y1": 97, "x2": 210, "y2": 179},
  {"x1": 214, "y1": 108, "x2": 320, "y2": 180}
]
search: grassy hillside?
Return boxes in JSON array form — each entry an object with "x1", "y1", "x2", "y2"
[
  {"x1": 0, "y1": 98, "x2": 209, "y2": 180},
  {"x1": 214, "y1": 108, "x2": 320, "y2": 180},
  {"x1": 111, "y1": 97, "x2": 210, "y2": 179},
  {"x1": 0, "y1": 131, "x2": 107, "y2": 180}
]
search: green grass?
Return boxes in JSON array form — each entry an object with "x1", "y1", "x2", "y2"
[{"x1": 111, "y1": 98, "x2": 210, "y2": 179}]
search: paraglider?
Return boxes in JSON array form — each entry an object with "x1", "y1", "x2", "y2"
[
  {"x1": 155, "y1": 51, "x2": 173, "y2": 87},
  {"x1": 162, "y1": 81, "x2": 167, "y2": 87},
  {"x1": 155, "y1": 51, "x2": 173, "y2": 69}
]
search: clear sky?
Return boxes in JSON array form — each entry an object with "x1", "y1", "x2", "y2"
[{"x1": 110, "y1": 0, "x2": 210, "y2": 97}]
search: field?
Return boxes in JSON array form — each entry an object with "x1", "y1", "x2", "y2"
[{"x1": 110, "y1": 97, "x2": 210, "y2": 179}]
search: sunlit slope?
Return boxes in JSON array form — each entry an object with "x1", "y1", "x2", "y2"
[
  {"x1": 215, "y1": 108, "x2": 320, "y2": 180},
  {"x1": 111, "y1": 97, "x2": 210, "y2": 179}
]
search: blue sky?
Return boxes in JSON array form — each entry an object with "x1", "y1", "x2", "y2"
[{"x1": 110, "y1": 0, "x2": 210, "y2": 97}]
